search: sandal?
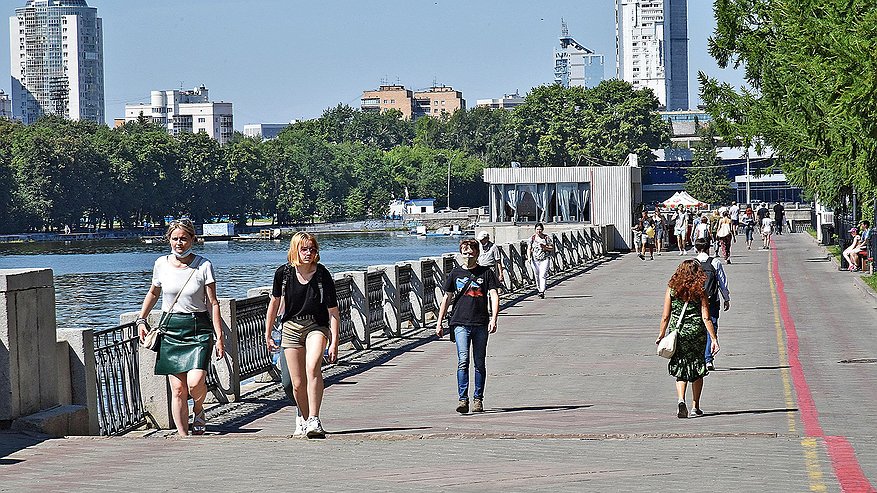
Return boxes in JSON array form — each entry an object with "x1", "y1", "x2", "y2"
[{"x1": 192, "y1": 410, "x2": 207, "y2": 435}]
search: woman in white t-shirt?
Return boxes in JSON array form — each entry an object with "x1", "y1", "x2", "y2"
[
  {"x1": 136, "y1": 219, "x2": 224, "y2": 436},
  {"x1": 760, "y1": 216, "x2": 774, "y2": 249},
  {"x1": 527, "y1": 223, "x2": 554, "y2": 298}
]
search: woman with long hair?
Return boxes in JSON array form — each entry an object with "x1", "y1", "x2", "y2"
[
  {"x1": 740, "y1": 207, "x2": 756, "y2": 250},
  {"x1": 136, "y1": 219, "x2": 225, "y2": 436},
  {"x1": 655, "y1": 260, "x2": 719, "y2": 418},
  {"x1": 527, "y1": 222, "x2": 555, "y2": 298},
  {"x1": 265, "y1": 232, "x2": 340, "y2": 438}
]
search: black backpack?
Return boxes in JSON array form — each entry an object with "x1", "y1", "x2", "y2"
[{"x1": 700, "y1": 257, "x2": 719, "y2": 304}]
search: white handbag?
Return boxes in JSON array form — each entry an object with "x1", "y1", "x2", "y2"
[{"x1": 657, "y1": 301, "x2": 688, "y2": 358}]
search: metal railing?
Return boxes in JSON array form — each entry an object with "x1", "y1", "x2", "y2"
[
  {"x1": 421, "y1": 260, "x2": 437, "y2": 314},
  {"x1": 398, "y1": 264, "x2": 415, "y2": 325},
  {"x1": 93, "y1": 322, "x2": 146, "y2": 436},
  {"x1": 366, "y1": 270, "x2": 387, "y2": 336},
  {"x1": 334, "y1": 276, "x2": 362, "y2": 349},
  {"x1": 235, "y1": 295, "x2": 273, "y2": 381}
]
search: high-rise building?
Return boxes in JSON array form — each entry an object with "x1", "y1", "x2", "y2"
[
  {"x1": 615, "y1": 0, "x2": 688, "y2": 110},
  {"x1": 0, "y1": 90, "x2": 12, "y2": 119},
  {"x1": 124, "y1": 86, "x2": 234, "y2": 144},
  {"x1": 361, "y1": 84, "x2": 465, "y2": 119},
  {"x1": 554, "y1": 20, "x2": 604, "y2": 89},
  {"x1": 9, "y1": 0, "x2": 105, "y2": 124}
]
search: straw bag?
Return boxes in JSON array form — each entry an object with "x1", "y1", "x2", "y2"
[{"x1": 657, "y1": 301, "x2": 688, "y2": 358}]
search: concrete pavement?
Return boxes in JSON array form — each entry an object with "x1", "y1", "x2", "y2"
[{"x1": 1, "y1": 232, "x2": 876, "y2": 492}]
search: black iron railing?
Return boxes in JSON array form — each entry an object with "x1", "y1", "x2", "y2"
[
  {"x1": 366, "y1": 271, "x2": 386, "y2": 335},
  {"x1": 235, "y1": 295, "x2": 273, "y2": 381},
  {"x1": 421, "y1": 260, "x2": 437, "y2": 315},
  {"x1": 93, "y1": 322, "x2": 146, "y2": 436},
  {"x1": 398, "y1": 264, "x2": 415, "y2": 324},
  {"x1": 334, "y1": 277, "x2": 362, "y2": 349}
]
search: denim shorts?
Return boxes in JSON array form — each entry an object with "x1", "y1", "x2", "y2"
[{"x1": 281, "y1": 317, "x2": 330, "y2": 348}]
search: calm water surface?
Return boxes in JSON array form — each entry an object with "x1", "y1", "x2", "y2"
[{"x1": 0, "y1": 234, "x2": 461, "y2": 330}]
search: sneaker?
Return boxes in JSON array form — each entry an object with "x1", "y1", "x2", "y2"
[
  {"x1": 638, "y1": 253, "x2": 645, "y2": 260},
  {"x1": 293, "y1": 415, "x2": 306, "y2": 438},
  {"x1": 456, "y1": 399, "x2": 469, "y2": 414},
  {"x1": 690, "y1": 407, "x2": 704, "y2": 418},
  {"x1": 677, "y1": 401, "x2": 688, "y2": 419},
  {"x1": 538, "y1": 292, "x2": 545, "y2": 299},
  {"x1": 706, "y1": 361, "x2": 715, "y2": 371},
  {"x1": 472, "y1": 398, "x2": 484, "y2": 413},
  {"x1": 678, "y1": 251, "x2": 684, "y2": 256},
  {"x1": 305, "y1": 416, "x2": 325, "y2": 438}
]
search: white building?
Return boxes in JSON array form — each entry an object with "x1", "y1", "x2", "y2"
[
  {"x1": 0, "y1": 90, "x2": 11, "y2": 119},
  {"x1": 475, "y1": 91, "x2": 525, "y2": 110},
  {"x1": 615, "y1": 0, "x2": 688, "y2": 110},
  {"x1": 124, "y1": 86, "x2": 234, "y2": 144},
  {"x1": 554, "y1": 20, "x2": 604, "y2": 89},
  {"x1": 9, "y1": 0, "x2": 105, "y2": 124},
  {"x1": 243, "y1": 123, "x2": 292, "y2": 140}
]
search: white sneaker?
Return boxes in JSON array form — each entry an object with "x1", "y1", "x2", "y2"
[
  {"x1": 293, "y1": 415, "x2": 306, "y2": 438},
  {"x1": 305, "y1": 416, "x2": 325, "y2": 438}
]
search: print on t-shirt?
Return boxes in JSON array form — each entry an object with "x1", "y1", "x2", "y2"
[{"x1": 456, "y1": 275, "x2": 486, "y2": 299}]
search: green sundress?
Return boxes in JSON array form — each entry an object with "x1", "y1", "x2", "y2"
[{"x1": 667, "y1": 294, "x2": 709, "y2": 382}]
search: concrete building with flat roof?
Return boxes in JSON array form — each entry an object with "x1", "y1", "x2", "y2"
[
  {"x1": 361, "y1": 84, "x2": 464, "y2": 119},
  {"x1": 124, "y1": 86, "x2": 233, "y2": 144},
  {"x1": 475, "y1": 91, "x2": 525, "y2": 110},
  {"x1": 615, "y1": 0, "x2": 688, "y2": 110},
  {"x1": 243, "y1": 123, "x2": 293, "y2": 140},
  {"x1": 10, "y1": 0, "x2": 105, "y2": 124},
  {"x1": 0, "y1": 90, "x2": 11, "y2": 118}
]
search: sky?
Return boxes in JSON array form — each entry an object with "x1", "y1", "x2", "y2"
[{"x1": 1, "y1": 0, "x2": 745, "y2": 130}]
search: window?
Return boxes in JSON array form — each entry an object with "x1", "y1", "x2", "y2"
[{"x1": 198, "y1": 117, "x2": 206, "y2": 123}]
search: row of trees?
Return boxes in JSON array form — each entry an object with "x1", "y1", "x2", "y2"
[
  {"x1": 0, "y1": 80, "x2": 671, "y2": 233},
  {"x1": 700, "y1": 0, "x2": 877, "y2": 208}
]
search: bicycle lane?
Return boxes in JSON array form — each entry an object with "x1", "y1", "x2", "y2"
[{"x1": 770, "y1": 234, "x2": 877, "y2": 492}]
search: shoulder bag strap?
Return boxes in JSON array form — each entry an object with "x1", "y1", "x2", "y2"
[
  {"x1": 158, "y1": 256, "x2": 200, "y2": 331},
  {"x1": 675, "y1": 301, "x2": 689, "y2": 329},
  {"x1": 450, "y1": 272, "x2": 475, "y2": 311}
]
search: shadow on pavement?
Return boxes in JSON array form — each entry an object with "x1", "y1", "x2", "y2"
[
  {"x1": 698, "y1": 407, "x2": 798, "y2": 418},
  {"x1": 715, "y1": 365, "x2": 791, "y2": 372},
  {"x1": 483, "y1": 404, "x2": 592, "y2": 414},
  {"x1": 0, "y1": 431, "x2": 50, "y2": 463},
  {"x1": 330, "y1": 426, "x2": 432, "y2": 435}
]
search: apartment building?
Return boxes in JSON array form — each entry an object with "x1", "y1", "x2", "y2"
[
  {"x1": 124, "y1": 85, "x2": 234, "y2": 144},
  {"x1": 361, "y1": 84, "x2": 465, "y2": 119}
]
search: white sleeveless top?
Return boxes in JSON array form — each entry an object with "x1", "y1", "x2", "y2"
[{"x1": 151, "y1": 255, "x2": 216, "y2": 313}]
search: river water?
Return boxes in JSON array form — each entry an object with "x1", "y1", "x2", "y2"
[{"x1": 0, "y1": 234, "x2": 462, "y2": 330}]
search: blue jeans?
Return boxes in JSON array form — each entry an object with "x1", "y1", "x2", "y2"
[
  {"x1": 453, "y1": 325, "x2": 488, "y2": 400},
  {"x1": 706, "y1": 301, "x2": 720, "y2": 363}
]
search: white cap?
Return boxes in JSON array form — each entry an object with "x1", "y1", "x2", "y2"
[{"x1": 477, "y1": 231, "x2": 489, "y2": 240}]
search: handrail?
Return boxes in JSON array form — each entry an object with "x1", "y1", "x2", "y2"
[{"x1": 92, "y1": 322, "x2": 147, "y2": 436}]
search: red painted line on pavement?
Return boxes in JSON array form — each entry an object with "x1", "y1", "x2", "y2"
[{"x1": 771, "y1": 242, "x2": 876, "y2": 492}]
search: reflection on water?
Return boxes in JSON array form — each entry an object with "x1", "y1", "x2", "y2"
[{"x1": 0, "y1": 234, "x2": 461, "y2": 330}]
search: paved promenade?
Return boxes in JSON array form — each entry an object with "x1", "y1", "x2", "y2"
[{"x1": 2, "y1": 232, "x2": 876, "y2": 492}]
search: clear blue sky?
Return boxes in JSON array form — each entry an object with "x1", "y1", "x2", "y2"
[{"x1": 1, "y1": 0, "x2": 745, "y2": 130}]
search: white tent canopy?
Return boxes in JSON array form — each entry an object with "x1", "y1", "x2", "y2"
[{"x1": 662, "y1": 191, "x2": 706, "y2": 208}]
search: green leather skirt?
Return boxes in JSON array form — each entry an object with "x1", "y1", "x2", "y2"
[{"x1": 154, "y1": 312, "x2": 213, "y2": 375}]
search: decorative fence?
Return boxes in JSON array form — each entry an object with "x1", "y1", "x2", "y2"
[
  {"x1": 92, "y1": 322, "x2": 147, "y2": 436},
  {"x1": 92, "y1": 226, "x2": 607, "y2": 435}
]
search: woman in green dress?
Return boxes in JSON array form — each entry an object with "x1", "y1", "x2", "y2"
[
  {"x1": 656, "y1": 259, "x2": 720, "y2": 418},
  {"x1": 136, "y1": 219, "x2": 225, "y2": 436}
]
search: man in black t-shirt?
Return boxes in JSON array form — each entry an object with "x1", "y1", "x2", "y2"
[{"x1": 436, "y1": 239, "x2": 500, "y2": 415}]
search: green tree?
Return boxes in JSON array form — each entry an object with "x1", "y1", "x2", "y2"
[
  {"x1": 0, "y1": 119, "x2": 23, "y2": 233},
  {"x1": 701, "y1": 0, "x2": 877, "y2": 206},
  {"x1": 684, "y1": 125, "x2": 732, "y2": 205},
  {"x1": 512, "y1": 81, "x2": 670, "y2": 167}
]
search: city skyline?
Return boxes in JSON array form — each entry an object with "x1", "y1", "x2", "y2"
[{"x1": 1, "y1": 0, "x2": 745, "y2": 130}]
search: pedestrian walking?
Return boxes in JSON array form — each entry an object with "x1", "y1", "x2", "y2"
[
  {"x1": 655, "y1": 259, "x2": 720, "y2": 418},
  {"x1": 436, "y1": 239, "x2": 500, "y2": 414},
  {"x1": 477, "y1": 231, "x2": 505, "y2": 287},
  {"x1": 674, "y1": 205, "x2": 689, "y2": 255},
  {"x1": 265, "y1": 232, "x2": 340, "y2": 438},
  {"x1": 729, "y1": 201, "x2": 740, "y2": 235},
  {"x1": 716, "y1": 210, "x2": 734, "y2": 262},
  {"x1": 638, "y1": 210, "x2": 655, "y2": 260},
  {"x1": 740, "y1": 207, "x2": 756, "y2": 249},
  {"x1": 693, "y1": 237, "x2": 730, "y2": 371},
  {"x1": 773, "y1": 202, "x2": 785, "y2": 235},
  {"x1": 527, "y1": 223, "x2": 554, "y2": 298},
  {"x1": 653, "y1": 206, "x2": 666, "y2": 254},
  {"x1": 136, "y1": 219, "x2": 225, "y2": 436},
  {"x1": 761, "y1": 214, "x2": 774, "y2": 249}
]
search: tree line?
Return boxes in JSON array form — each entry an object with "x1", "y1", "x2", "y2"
[{"x1": 0, "y1": 80, "x2": 670, "y2": 233}]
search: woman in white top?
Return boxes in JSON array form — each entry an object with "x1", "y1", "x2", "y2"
[
  {"x1": 136, "y1": 219, "x2": 224, "y2": 436},
  {"x1": 843, "y1": 227, "x2": 864, "y2": 272},
  {"x1": 760, "y1": 215, "x2": 774, "y2": 249},
  {"x1": 527, "y1": 223, "x2": 555, "y2": 299}
]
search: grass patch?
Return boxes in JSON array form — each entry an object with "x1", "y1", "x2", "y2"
[
  {"x1": 827, "y1": 245, "x2": 842, "y2": 263},
  {"x1": 862, "y1": 273, "x2": 877, "y2": 293},
  {"x1": 805, "y1": 227, "x2": 816, "y2": 238}
]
